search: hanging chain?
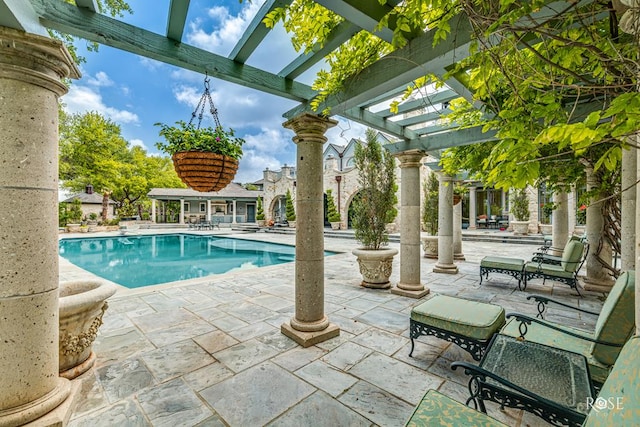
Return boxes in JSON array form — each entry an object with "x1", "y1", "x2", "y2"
[{"x1": 189, "y1": 72, "x2": 222, "y2": 129}]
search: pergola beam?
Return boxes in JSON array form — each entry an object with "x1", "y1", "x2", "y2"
[
  {"x1": 313, "y1": 0, "x2": 395, "y2": 43},
  {"x1": 0, "y1": 0, "x2": 47, "y2": 35},
  {"x1": 386, "y1": 125, "x2": 498, "y2": 154},
  {"x1": 75, "y1": 0, "x2": 97, "y2": 13},
  {"x1": 376, "y1": 90, "x2": 459, "y2": 118},
  {"x1": 29, "y1": 0, "x2": 315, "y2": 102},
  {"x1": 166, "y1": 0, "x2": 190, "y2": 42},
  {"x1": 230, "y1": 0, "x2": 289, "y2": 63},
  {"x1": 284, "y1": 13, "x2": 475, "y2": 119}
]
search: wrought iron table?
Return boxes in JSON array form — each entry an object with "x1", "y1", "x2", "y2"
[{"x1": 452, "y1": 334, "x2": 594, "y2": 427}]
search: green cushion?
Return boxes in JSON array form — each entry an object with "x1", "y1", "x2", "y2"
[
  {"x1": 561, "y1": 240, "x2": 584, "y2": 272},
  {"x1": 405, "y1": 390, "x2": 508, "y2": 427},
  {"x1": 481, "y1": 256, "x2": 524, "y2": 270},
  {"x1": 591, "y1": 271, "x2": 635, "y2": 366},
  {"x1": 501, "y1": 317, "x2": 610, "y2": 384},
  {"x1": 524, "y1": 263, "x2": 574, "y2": 278},
  {"x1": 584, "y1": 337, "x2": 640, "y2": 427},
  {"x1": 411, "y1": 295, "x2": 505, "y2": 341}
]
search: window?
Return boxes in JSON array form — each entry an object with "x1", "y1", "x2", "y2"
[
  {"x1": 199, "y1": 202, "x2": 206, "y2": 213},
  {"x1": 184, "y1": 202, "x2": 190, "y2": 212}
]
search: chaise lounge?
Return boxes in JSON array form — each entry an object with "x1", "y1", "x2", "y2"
[
  {"x1": 523, "y1": 239, "x2": 588, "y2": 295},
  {"x1": 410, "y1": 271, "x2": 635, "y2": 385}
]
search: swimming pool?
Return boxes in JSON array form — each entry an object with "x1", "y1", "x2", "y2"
[{"x1": 59, "y1": 234, "x2": 336, "y2": 288}]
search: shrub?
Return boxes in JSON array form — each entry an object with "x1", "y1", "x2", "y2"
[
  {"x1": 326, "y1": 189, "x2": 341, "y2": 222},
  {"x1": 285, "y1": 189, "x2": 296, "y2": 221},
  {"x1": 511, "y1": 188, "x2": 530, "y2": 221}
]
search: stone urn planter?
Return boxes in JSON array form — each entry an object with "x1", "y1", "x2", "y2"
[
  {"x1": 59, "y1": 280, "x2": 117, "y2": 379},
  {"x1": 511, "y1": 220, "x2": 530, "y2": 236},
  {"x1": 539, "y1": 223, "x2": 552, "y2": 235},
  {"x1": 288, "y1": 221, "x2": 296, "y2": 228},
  {"x1": 330, "y1": 221, "x2": 341, "y2": 230},
  {"x1": 421, "y1": 235, "x2": 438, "y2": 259},
  {"x1": 256, "y1": 219, "x2": 267, "y2": 227},
  {"x1": 352, "y1": 247, "x2": 398, "y2": 289}
]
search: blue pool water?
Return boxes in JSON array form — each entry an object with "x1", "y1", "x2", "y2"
[{"x1": 59, "y1": 234, "x2": 336, "y2": 288}]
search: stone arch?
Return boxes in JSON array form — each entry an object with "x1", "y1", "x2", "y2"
[
  {"x1": 268, "y1": 194, "x2": 287, "y2": 223},
  {"x1": 343, "y1": 189, "x2": 362, "y2": 229}
]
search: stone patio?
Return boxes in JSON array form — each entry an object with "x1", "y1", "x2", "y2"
[{"x1": 60, "y1": 230, "x2": 605, "y2": 427}]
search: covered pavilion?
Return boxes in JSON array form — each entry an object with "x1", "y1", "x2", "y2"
[{"x1": 0, "y1": 1, "x2": 638, "y2": 425}]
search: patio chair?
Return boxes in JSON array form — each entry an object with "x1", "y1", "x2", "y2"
[
  {"x1": 405, "y1": 335, "x2": 640, "y2": 427},
  {"x1": 531, "y1": 233, "x2": 587, "y2": 266},
  {"x1": 410, "y1": 271, "x2": 635, "y2": 385},
  {"x1": 523, "y1": 239, "x2": 588, "y2": 295}
]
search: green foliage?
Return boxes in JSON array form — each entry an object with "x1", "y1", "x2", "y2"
[
  {"x1": 326, "y1": 189, "x2": 341, "y2": 222},
  {"x1": 256, "y1": 197, "x2": 265, "y2": 220},
  {"x1": 511, "y1": 189, "x2": 530, "y2": 222},
  {"x1": 58, "y1": 199, "x2": 83, "y2": 226},
  {"x1": 352, "y1": 129, "x2": 398, "y2": 249},
  {"x1": 59, "y1": 110, "x2": 185, "y2": 215},
  {"x1": 285, "y1": 190, "x2": 296, "y2": 221},
  {"x1": 422, "y1": 172, "x2": 439, "y2": 235},
  {"x1": 155, "y1": 121, "x2": 245, "y2": 160},
  {"x1": 541, "y1": 202, "x2": 556, "y2": 224}
]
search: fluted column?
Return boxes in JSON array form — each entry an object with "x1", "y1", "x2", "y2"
[
  {"x1": 434, "y1": 173, "x2": 458, "y2": 274},
  {"x1": 281, "y1": 113, "x2": 340, "y2": 347},
  {"x1": 392, "y1": 150, "x2": 429, "y2": 298},
  {"x1": 468, "y1": 187, "x2": 477, "y2": 229},
  {"x1": 551, "y1": 190, "x2": 569, "y2": 256},
  {"x1": 0, "y1": 27, "x2": 80, "y2": 426}
]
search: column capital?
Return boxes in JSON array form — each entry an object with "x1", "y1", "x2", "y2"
[
  {"x1": 0, "y1": 27, "x2": 80, "y2": 96},
  {"x1": 283, "y1": 113, "x2": 338, "y2": 145},
  {"x1": 395, "y1": 150, "x2": 425, "y2": 168}
]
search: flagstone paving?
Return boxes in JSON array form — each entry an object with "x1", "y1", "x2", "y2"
[{"x1": 61, "y1": 230, "x2": 606, "y2": 427}]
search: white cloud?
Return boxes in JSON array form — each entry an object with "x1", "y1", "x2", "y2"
[
  {"x1": 86, "y1": 71, "x2": 113, "y2": 87},
  {"x1": 129, "y1": 138, "x2": 147, "y2": 150},
  {"x1": 139, "y1": 57, "x2": 164, "y2": 71},
  {"x1": 235, "y1": 149, "x2": 285, "y2": 183},
  {"x1": 63, "y1": 85, "x2": 139, "y2": 124},
  {"x1": 326, "y1": 118, "x2": 368, "y2": 146},
  {"x1": 186, "y1": 1, "x2": 263, "y2": 55}
]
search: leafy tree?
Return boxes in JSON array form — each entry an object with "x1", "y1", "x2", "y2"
[
  {"x1": 422, "y1": 172, "x2": 439, "y2": 235},
  {"x1": 59, "y1": 110, "x2": 185, "y2": 216},
  {"x1": 285, "y1": 189, "x2": 296, "y2": 221},
  {"x1": 256, "y1": 197, "x2": 265, "y2": 220},
  {"x1": 352, "y1": 129, "x2": 398, "y2": 249},
  {"x1": 326, "y1": 189, "x2": 340, "y2": 222}
]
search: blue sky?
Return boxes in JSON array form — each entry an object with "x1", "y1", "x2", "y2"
[{"x1": 61, "y1": 0, "x2": 368, "y2": 184}]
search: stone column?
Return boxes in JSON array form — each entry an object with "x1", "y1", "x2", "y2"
[
  {"x1": 622, "y1": 145, "x2": 636, "y2": 271},
  {"x1": 583, "y1": 165, "x2": 614, "y2": 290},
  {"x1": 179, "y1": 199, "x2": 185, "y2": 224},
  {"x1": 281, "y1": 113, "x2": 340, "y2": 347},
  {"x1": 392, "y1": 150, "x2": 429, "y2": 298},
  {"x1": 434, "y1": 173, "x2": 458, "y2": 274},
  {"x1": 453, "y1": 198, "x2": 465, "y2": 260},
  {"x1": 618, "y1": 3, "x2": 640, "y2": 333},
  {"x1": 232, "y1": 199, "x2": 237, "y2": 223},
  {"x1": 468, "y1": 187, "x2": 477, "y2": 229},
  {"x1": 0, "y1": 27, "x2": 80, "y2": 426},
  {"x1": 551, "y1": 190, "x2": 569, "y2": 255},
  {"x1": 151, "y1": 199, "x2": 156, "y2": 223},
  {"x1": 207, "y1": 199, "x2": 212, "y2": 221}
]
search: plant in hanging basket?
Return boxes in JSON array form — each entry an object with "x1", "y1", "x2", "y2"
[{"x1": 155, "y1": 120, "x2": 245, "y2": 192}]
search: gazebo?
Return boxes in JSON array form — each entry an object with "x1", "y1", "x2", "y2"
[{"x1": 0, "y1": 1, "x2": 638, "y2": 425}]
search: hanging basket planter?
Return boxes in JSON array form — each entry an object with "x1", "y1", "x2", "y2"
[
  {"x1": 172, "y1": 151, "x2": 239, "y2": 192},
  {"x1": 155, "y1": 74, "x2": 244, "y2": 193}
]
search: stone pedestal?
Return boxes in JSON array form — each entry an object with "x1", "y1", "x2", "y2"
[
  {"x1": 551, "y1": 190, "x2": 569, "y2": 256},
  {"x1": 434, "y1": 174, "x2": 458, "y2": 274},
  {"x1": 281, "y1": 113, "x2": 340, "y2": 347},
  {"x1": 392, "y1": 151, "x2": 429, "y2": 298},
  {"x1": 0, "y1": 27, "x2": 80, "y2": 426}
]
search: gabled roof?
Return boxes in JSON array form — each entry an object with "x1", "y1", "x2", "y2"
[
  {"x1": 63, "y1": 192, "x2": 114, "y2": 205},
  {"x1": 148, "y1": 183, "x2": 261, "y2": 200}
]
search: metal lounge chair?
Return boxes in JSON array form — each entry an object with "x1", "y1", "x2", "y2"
[
  {"x1": 524, "y1": 239, "x2": 589, "y2": 295},
  {"x1": 531, "y1": 234, "x2": 587, "y2": 266}
]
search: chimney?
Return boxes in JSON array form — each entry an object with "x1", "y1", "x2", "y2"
[{"x1": 85, "y1": 184, "x2": 94, "y2": 194}]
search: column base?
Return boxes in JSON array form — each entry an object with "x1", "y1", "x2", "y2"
[
  {"x1": 1, "y1": 378, "x2": 79, "y2": 427},
  {"x1": 454, "y1": 253, "x2": 466, "y2": 260},
  {"x1": 580, "y1": 276, "x2": 615, "y2": 292},
  {"x1": 281, "y1": 322, "x2": 340, "y2": 348},
  {"x1": 391, "y1": 285, "x2": 430, "y2": 299},
  {"x1": 433, "y1": 263, "x2": 458, "y2": 274},
  {"x1": 467, "y1": 226, "x2": 477, "y2": 230}
]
